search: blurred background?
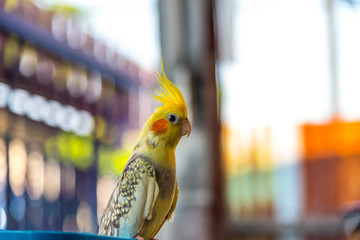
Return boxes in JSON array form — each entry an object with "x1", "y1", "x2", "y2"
[{"x1": 0, "y1": 0, "x2": 360, "y2": 239}]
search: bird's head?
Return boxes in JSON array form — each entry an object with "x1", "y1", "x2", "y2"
[{"x1": 143, "y1": 60, "x2": 191, "y2": 148}]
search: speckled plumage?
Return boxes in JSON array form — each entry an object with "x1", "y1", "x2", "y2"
[
  {"x1": 98, "y1": 157, "x2": 159, "y2": 237},
  {"x1": 98, "y1": 60, "x2": 191, "y2": 240}
]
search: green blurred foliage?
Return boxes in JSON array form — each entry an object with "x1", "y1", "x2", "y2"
[
  {"x1": 98, "y1": 145, "x2": 130, "y2": 177},
  {"x1": 45, "y1": 132, "x2": 94, "y2": 170},
  {"x1": 45, "y1": 131, "x2": 130, "y2": 174}
]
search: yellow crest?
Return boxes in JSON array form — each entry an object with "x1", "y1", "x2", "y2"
[{"x1": 153, "y1": 59, "x2": 188, "y2": 116}]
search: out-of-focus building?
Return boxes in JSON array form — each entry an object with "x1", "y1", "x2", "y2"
[{"x1": 0, "y1": 0, "x2": 153, "y2": 232}]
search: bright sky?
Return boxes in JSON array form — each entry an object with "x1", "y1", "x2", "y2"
[
  {"x1": 221, "y1": 0, "x2": 360, "y2": 129},
  {"x1": 39, "y1": 0, "x2": 160, "y2": 70}
]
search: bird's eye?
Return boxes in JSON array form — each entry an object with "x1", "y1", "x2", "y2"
[{"x1": 167, "y1": 113, "x2": 178, "y2": 123}]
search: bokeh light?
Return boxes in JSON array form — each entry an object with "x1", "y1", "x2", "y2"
[
  {"x1": 0, "y1": 83, "x2": 10, "y2": 108},
  {"x1": 0, "y1": 207, "x2": 7, "y2": 230},
  {"x1": 76, "y1": 201, "x2": 96, "y2": 233},
  {"x1": 0, "y1": 138, "x2": 7, "y2": 190},
  {"x1": 43, "y1": 159, "x2": 61, "y2": 202},
  {"x1": 96, "y1": 175, "x2": 117, "y2": 219},
  {"x1": 9, "y1": 196, "x2": 25, "y2": 221},
  {"x1": 9, "y1": 139, "x2": 27, "y2": 196},
  {"x1": 3, "y1": 35, "x2": 19, "y2": 69},
  {"x1": 26, "y1": 151, "x2": 44, "y2": 201},
  {"x1": 19, "y1": 44, "x2": 38, "y2": 78},
  {"x1": 36, "y1": 55, "x2": 55, "y2": 85},
  {"x1": 75, "y1": 111, "x2": 94, "y2": 136},
  {"x1": 8, "y1": 89, "x2": 29, "y2": 116},
  {"x1": 62, "y1": 164, "x2": 76, "y2": 199},
  {"x1": 52, "y1": 62, "x2": 70, "y2": 91},
  {"x1": 66, "y1": 66, "x2": 88, "y2": 98},
  {"x1": 85, "y1": 71, "x2": 102, "y2": 104},
  {"x1": 62, "y1": 214, "x2": 77, "y2": 232}
]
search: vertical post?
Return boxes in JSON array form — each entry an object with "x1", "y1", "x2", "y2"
[
  {"x1": 159, "y1": 0, "x2": 223, "y2": 239},
  {"x1": 203, "y1": 1, "x2": 223, "y2": 239}
]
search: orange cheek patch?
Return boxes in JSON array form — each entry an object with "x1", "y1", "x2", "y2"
[{"x1": 151, "y1": 119, "x2": 168, "y2": 134}]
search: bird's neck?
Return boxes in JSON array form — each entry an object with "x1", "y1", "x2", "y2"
[{"x1": 133, "y1": 129, "x2": 176, "y2": 169}]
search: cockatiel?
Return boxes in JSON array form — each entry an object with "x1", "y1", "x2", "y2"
[{"x1": 98, "y1": 60, "x2": 191, "y2": 240}]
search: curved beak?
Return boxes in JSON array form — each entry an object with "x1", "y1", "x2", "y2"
[{"x1": 182, "y1": 118, "x2": 192, "y2": 137}]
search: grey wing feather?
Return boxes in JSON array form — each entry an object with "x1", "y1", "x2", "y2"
[{"x1": 98, "y1": 156, "x2": 159, "y2": 238}]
